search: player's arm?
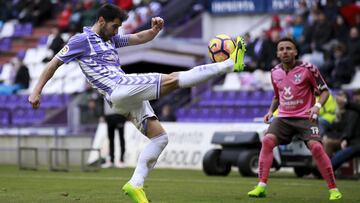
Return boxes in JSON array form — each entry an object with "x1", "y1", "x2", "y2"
[
  {"x1": 264, "y1": 73, "x2": 279, "y2": 123},
  {"x1": 307, "y1": 63, "x2": 330, "y2": 121},
  {"x1": 316, "y1": 89, "x2": 330, "y2": 108},
  {"x1": 264, "y1": 96, "x2": 279, "y2": 124},
  {"x1": 128, "y1": 17, "x2": 164, "y2": 45},
  {"x1": 28, "y1": 57, "x2": 63, "y2": 109},
  {"x1": 268, "y1": 96, "x2": 280, "y2": 114}
]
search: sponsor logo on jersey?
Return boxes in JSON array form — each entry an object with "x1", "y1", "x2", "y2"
[{"x1": 283, "y1": 86, "x2": 294, "y2": 100}]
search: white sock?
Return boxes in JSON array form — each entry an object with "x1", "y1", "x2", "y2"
[
  {"x1": 178, "y1": 59, "x2": 234, "y2": 88},
  {"x1": 129, "y1": 133, "x2": 168, "y2": 187},
  {"x1": 258, "y1": 182, "x2": 267, "y2": 187}
]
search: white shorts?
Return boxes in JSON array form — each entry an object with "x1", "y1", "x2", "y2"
[{"x1": 109, "y1": 73, "x2": 162, "y2": 135}]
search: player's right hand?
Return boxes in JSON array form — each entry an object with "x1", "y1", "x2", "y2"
[
  {"x1": 28, "y1": 93, "x2": 41, "y2": 109},
  {"x1": 263, "y1": 111, "x2": 273, "y2": 124}
]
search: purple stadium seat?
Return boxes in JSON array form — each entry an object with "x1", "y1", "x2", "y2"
[
  {"x1": 17, "y1": 50, "x2": 26, "y2": 60},
  {"x1": 24, "y1": 23, "x2": 33, "y2": 36},
  {"x1": 5, "y1": 95, "x2": 21, "y2": 109},
  {"x1": 199, "y1": 91, "x2": 213, "y2": 106},
  {"x1": 0, "y1": 111, "x2": 10, "y2": 126},
  {"x1": 38, "y1": 36, "x2": 48, "y2": 46},
  {"x1": 234, "y1": 91, "x2": 249, "y2": 106},
  {"x1": 42, "y1": 94, "x2": 67, "y2": 108},
  {"x1": 248, "y1": 91, "x2": 263, "y2": 105},
  {"x1": 12, "y1": 109, "x2": 27, "y2": 125},
  {"x1": 222, "y1": 91, "x2": 237, "y2": 106},
  {"x1": 12, "y1": 24, "x2": 22, "y2": 37},
  {"x1": 0, "y1": 37, "x2": 11, "y2": 52},
  {"x1": 210, "y1": 91, "x2": 225, "y2": 106},
  {"x1": 13, "y1": 23, "x2": 33, "y2": 37},
  {"x1": 260, "y1": 91, "x2": 273, "y2": 106},
  {"x1": 12, "y1": 109, "x2": 45, "y2": 125}
]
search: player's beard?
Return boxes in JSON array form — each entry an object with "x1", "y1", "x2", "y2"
[{"x1": 99, "y1": 27, "x2": 111, "y2": 42}]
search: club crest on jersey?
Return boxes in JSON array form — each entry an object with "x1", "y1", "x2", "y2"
[
  {"x1": 294, "y1": 73, "x2": 302, "y2": 83},
  {"x1": 59, "y1": 45, "x2": 69, "y2": 56}
]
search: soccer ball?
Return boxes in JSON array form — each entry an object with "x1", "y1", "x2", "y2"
[{"x1": 208, "y1": 34, "x2": 236, "y2": 63}]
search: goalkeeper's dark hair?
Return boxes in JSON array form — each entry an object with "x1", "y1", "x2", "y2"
[{"x1": 96, "y1": 4, "x2": 128, "y2": 22}]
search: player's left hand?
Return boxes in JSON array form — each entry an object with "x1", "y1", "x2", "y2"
[
  {"x1": 307, "y1": 105, "x2": 320, "y2": 122},
  {"x1": 151, "y1": 17, "x2": 164, "y2": 32}
]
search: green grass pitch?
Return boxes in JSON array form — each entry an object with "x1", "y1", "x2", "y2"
[{"x1": 0, "y1": 165, "x2": 359, "y2": 203}]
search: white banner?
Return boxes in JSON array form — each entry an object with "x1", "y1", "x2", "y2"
[{"x1": 123, "y1": 122, "x2": 268, "y2": 169}]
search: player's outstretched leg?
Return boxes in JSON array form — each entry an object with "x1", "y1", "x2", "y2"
[
  {"x1": 177, "y1": 36, "x2": 246, "y2": 89},
  {"x1": 230, "y1": 36, "x2": 246, "y2": 72},
  {"x1": 122, "y1": 182, "x2": 149, "y2": 203}
]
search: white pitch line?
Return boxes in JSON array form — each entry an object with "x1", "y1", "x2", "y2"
[{"x1": 0, "y1": 174, "x2": 312, "y2": 186}]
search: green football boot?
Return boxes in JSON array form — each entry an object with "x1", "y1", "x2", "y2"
[
  {"x1": 247, "y1": 185, "x2": 266, "y2": 198},
  {"x1": 122, "y1": 182, "x2": 149, "y2": 203},
  {"x1": 230, "y1": 36, "x2": 246, "y2": 72},
  {"x1": 329, "y1": 189, "x2": 342, "y2": 201}
]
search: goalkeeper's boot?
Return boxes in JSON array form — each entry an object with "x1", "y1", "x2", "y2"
[
  {"x1": 329, "y1": 188, "x2": 342, "y2": 200},
  {"x1": 230, "y1": 36, "x2": 246, "y2": 72},
  {"x1": 122, "y1": 182, "x2": 149, "y2": 203},
  {"x1": 248, "y1": 185, "x2": 266, "y2": 198}
]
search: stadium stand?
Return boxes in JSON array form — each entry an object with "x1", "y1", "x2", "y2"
[{"x1": 0, "y1": 0, "x2": 358, "y2": 130}]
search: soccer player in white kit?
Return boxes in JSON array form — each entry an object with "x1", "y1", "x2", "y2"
[{"x1": 29, "y1": 4, "x2": 246, "y2": 203}]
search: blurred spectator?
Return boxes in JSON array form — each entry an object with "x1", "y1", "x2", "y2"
[
  {"x1": 68, "y1": 2, "x2": 84, "y2": 33},
  {"x1": 246, "y1": 30, "x2": 268, "y2": 71},
  {"x1": 322, "y1": 0, "x2": 339, "y2": 23},
  {"x1": 18, "y1": 0, "x2": 53, "y2": 26},
  {"x1": 312, "y1": 11, "x2": 333, "y2": 51},
  {"x1": 158, "y1": 104, "x2": 176, "y2": 121},
  {"x1": 80, "y1": 0, "x2": 99, "y2": 27},
  {"x1": 323, "y1": 91, "x2": 357, "y2": 156},
  {"x1": 321, "y1": 43, "x2": 353, "y2": 88},
  {"x1": 333, "y1": 15, "x2": 349, "y2": 44},
  {"x1": 291, "y1": 15, "x2": 305, "y2": 43},
  {"x1": 43, "y1": 28, "x2": 65, "y2": 62},
  {"x1": 331, "y1": 89, "x2": 360, "y2": 171},
  {"x1": 0, "y1": 57, "x2": 30, "y2": 95},
  {"x1": 281, "y1": 15, "x2": 293, "y2": 39},
  {"x1": 262, "y1": 30, "x2": 280, "y2": 70},
  {"x1": 57, "y1": 2, "x2": 72, "y2": 32},
  {"x1": 301, "y1": 43, "x2": 325, "y2": 68},
  {"x1": 347, "y1": 27, "x2": 360, "y2": 67},
  {"x1": 318, "y1": 93, "x2": 337, "y2": 137},
  {"x1": 356, "y1": 13, "x2": 360, "y2": 32},
  {"x1": 0, "y1": 1, "x2": 13, "y2": 23},
  {"x1": 266, "y1": 15, "x2": 282, "y2": 38},
  {"x1": 49, "y1": 28, "x2": 65, "y2": 56},
  {"x1": 115, "y1": 0, "x2": 133, "y2": 11},
  {"x1": 295, "y1": 0, "x2": 309, "y2": 20},
  {"x1": 78, "y1": 84, "x2": 103, "y2": 124},
  {"x1": 102, "y1": 102, "x2": 127, "y2": 168}
]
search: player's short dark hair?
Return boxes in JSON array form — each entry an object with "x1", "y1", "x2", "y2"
[
  {"x1": 277, "y1": 37, "x2": 299, "y2": 59},
  {"x1": 277, "y1": 37, "x2": 298, "y2": 50},
  {"x1": 97, "y1": 4, "x2": 128, "y2": 22}
]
